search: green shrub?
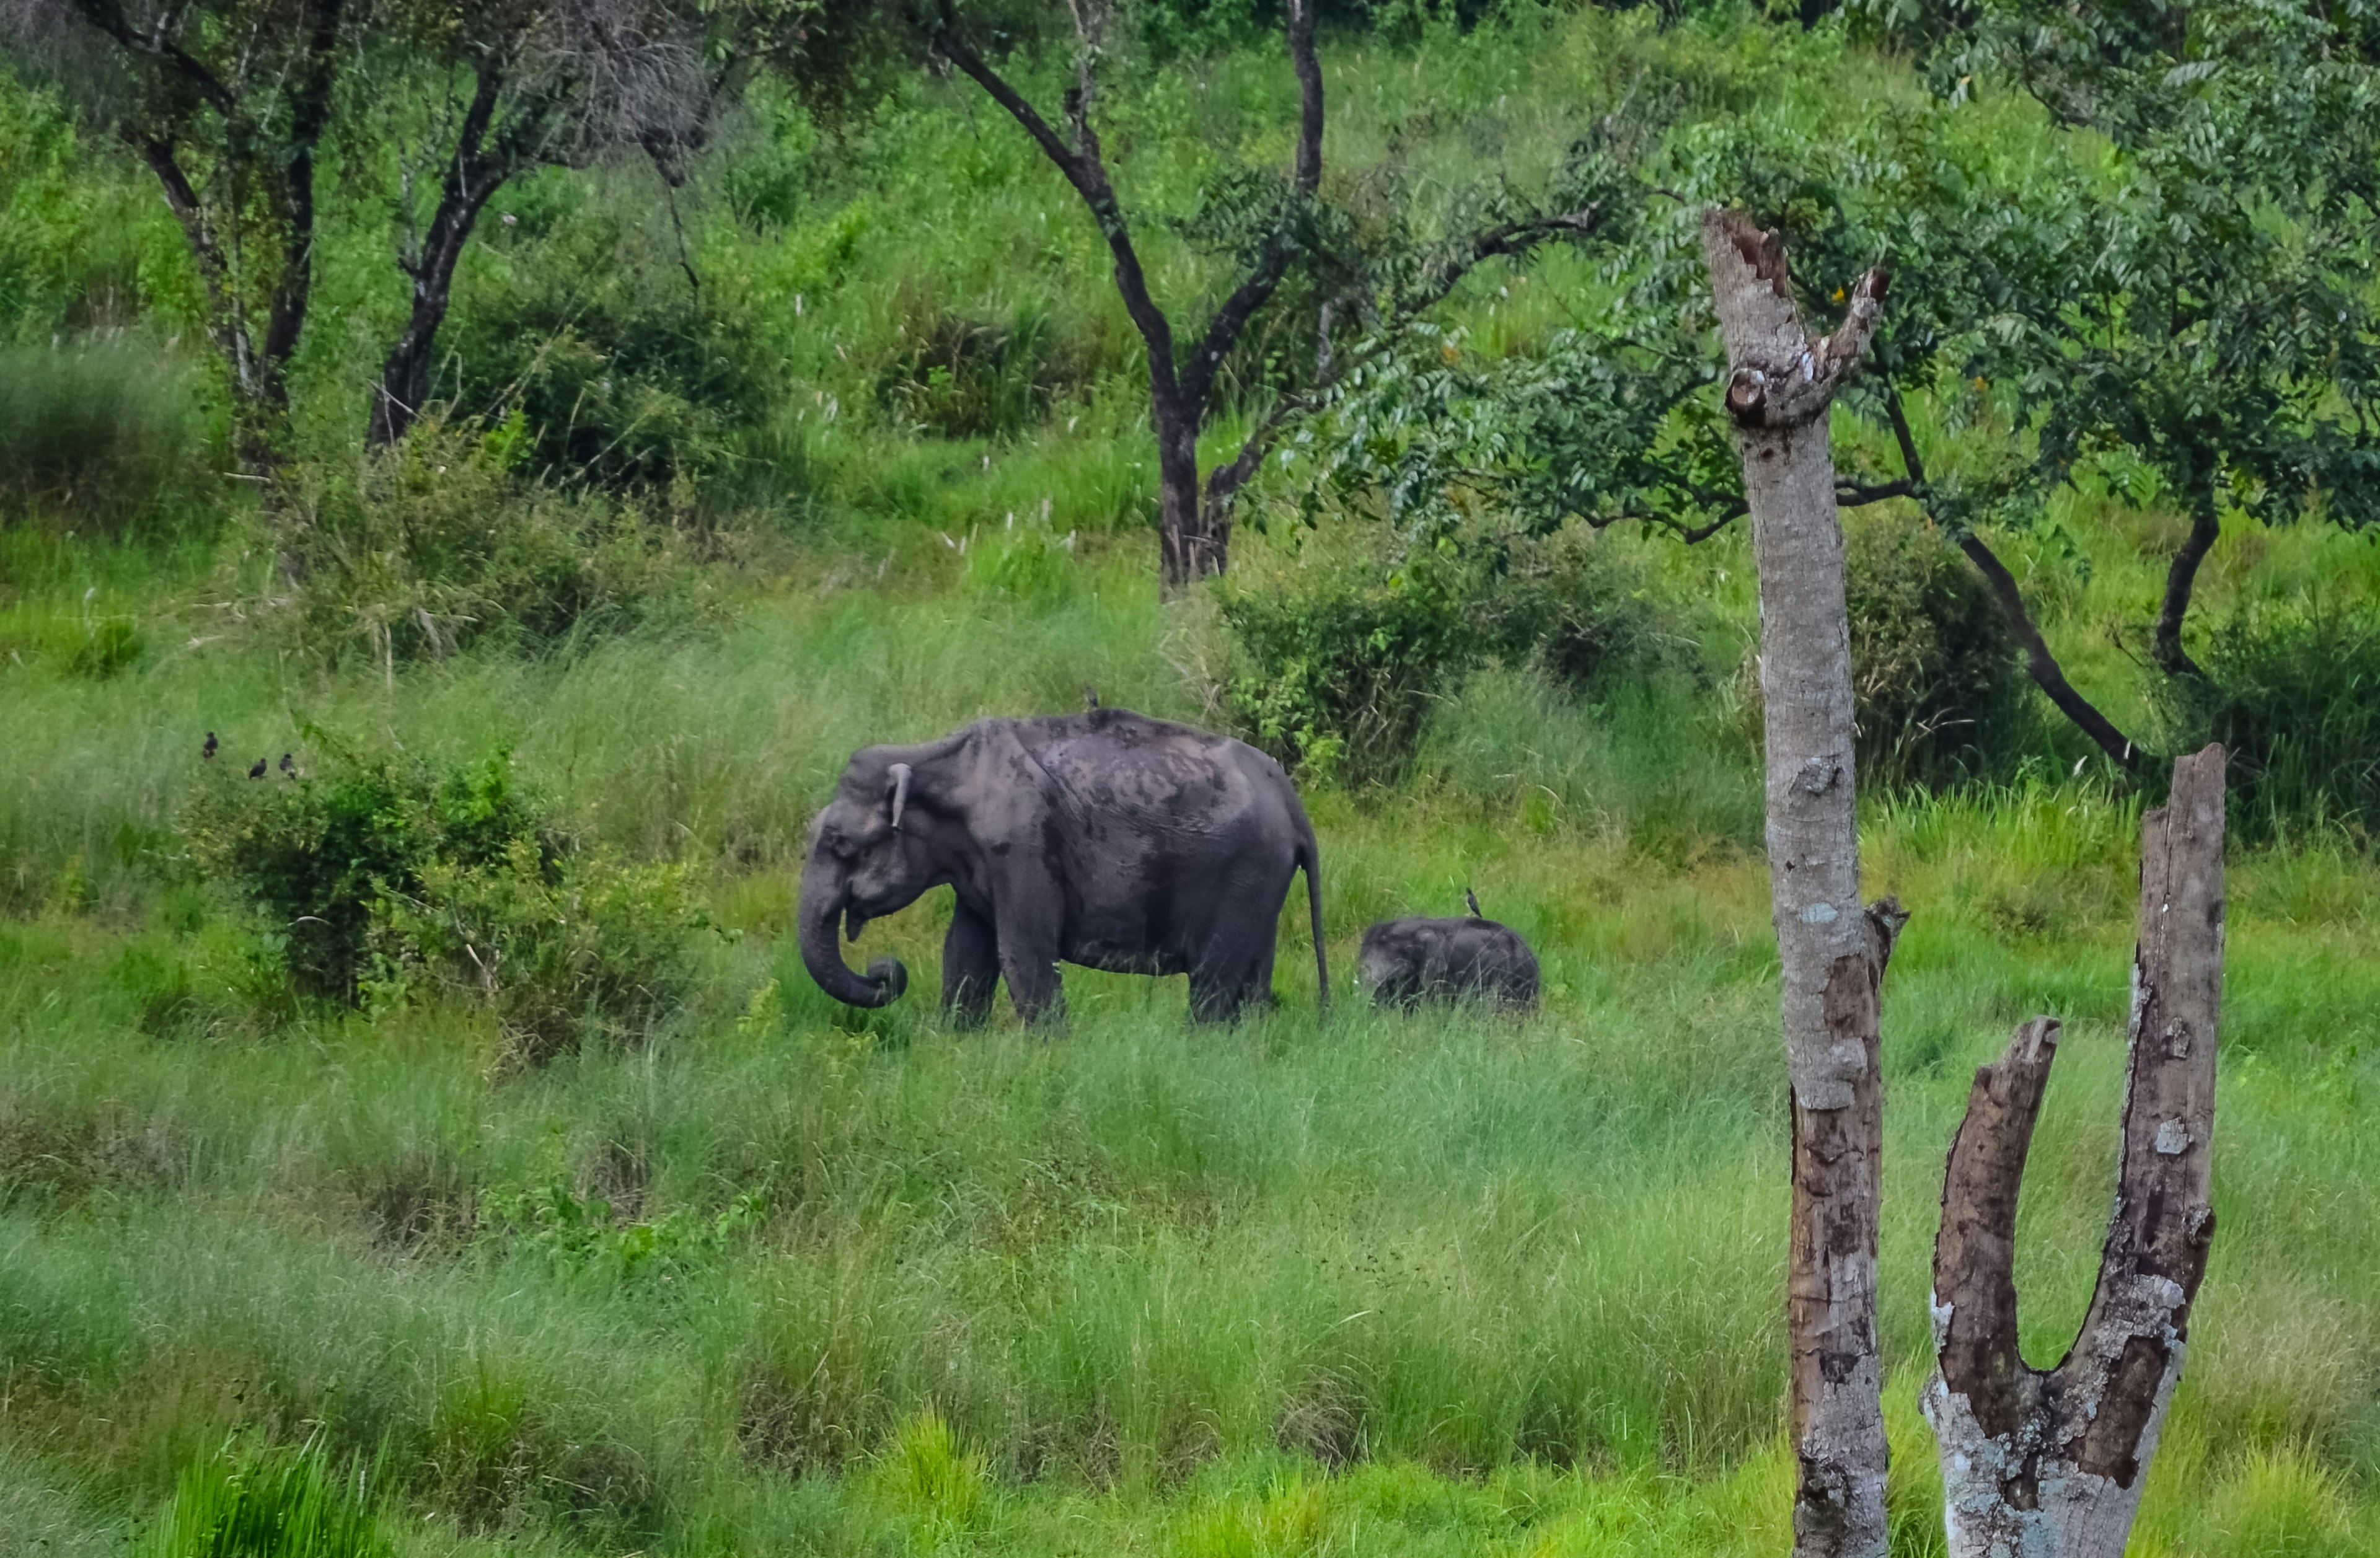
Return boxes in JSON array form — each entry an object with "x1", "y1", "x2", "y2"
[
  {"x1": 2154, "y1": 599, "x2": 2380, "y2": 841},
  {"x1": 139, "y1": 1437, "x2": 389, "y2": 1558},
  {"x1": 182, "y1": 742, "x2": 694, "y2": 1054},
  {"x1": 369, "y1": 837, "x2": 699, "y2": 1063},
  {"x1": 477, "y1": 1179, "x2": 765, "y2": 1280},
  {"x1": 1838, "y1": 510, "x2": 2027, "y2": 789},
  {"x1": 443, "y1": 186, "x2": 778, "y2": 494},
  {"x1": 281, "y1": 420, "x2": 692, "y2": 667},
  {"x1": 1220, "y1": 529, "x2": 1687, "y2": 785},
  {"x1": 1476, "y1": 526, "x2": 1698, "y2": 692},
  {"x1": 874, "y1": 303, "x2": 1096, "y2": 440},
  {"x1": 1220, "y1": 561, "x2": 1476, "y2": 785},
  {"x1": 182, "y1": 742, "x2": 549, "y2": 1003},
  {"x1": 0, "y1": 341, "x2": 219, "y2": 535}
]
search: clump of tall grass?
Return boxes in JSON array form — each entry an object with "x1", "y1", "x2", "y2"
[
  {"x1": 139, "y1": 1436, "x2": 389, "y2": 1558},
  {"x1": 0, "y1": 340, "x2": 219, "y2": 535}
]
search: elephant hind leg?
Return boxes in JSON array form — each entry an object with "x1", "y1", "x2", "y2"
[
  {"x1": 941, "y1": 904, "x2": 1000, "y2": 1029},
  {"x1": 1188, "y1": 964, "x2": 1269, "y2": 1023}
]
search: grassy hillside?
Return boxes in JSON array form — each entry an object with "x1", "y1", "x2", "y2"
[{"x1": 5, "y1": 4, "x2": 2380, "y2": 1554}]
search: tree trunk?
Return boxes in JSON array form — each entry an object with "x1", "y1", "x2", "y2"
[
  {"x1": 1700, "y1": 208, "x2": 1894, "y2": 1558},
  {"x1": 369, "y1": 64, "x2": 511, "y2": 447},
  {"x1": 1923, "y1": 744, "x2": 2226, "y2": 1556},
  {"x1": 2153, "y1": 492, "x2": 2221, "y2": 679},
  {"x1": 1158, "y1": 400, "x2": 1220, "y2": 595}
]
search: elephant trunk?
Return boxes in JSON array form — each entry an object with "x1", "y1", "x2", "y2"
[{"x1": 798, "y1": 857, "x2": 908, "y2": 1008}]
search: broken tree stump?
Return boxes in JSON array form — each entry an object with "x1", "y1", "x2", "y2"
[{"x1": 1922, "y1": 744, "x2": 2226, "y2": 1556}]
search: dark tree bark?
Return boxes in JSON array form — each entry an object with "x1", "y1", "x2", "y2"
[
  {"x1": 1878, "y1": 390, "x2": 2144, "y2": 770},
  {"x1": 368, "y1": 63, "x2": 519, "y2": 447},
  {"x1": 1923, "y1": 744, "x2": 2226, "y2": 1556},
  {"x1": 1700, "y1": 207, "x2": 1896, "y2": 1558},
  {"x1": 2153, "y1": 491, "x2": 2222, "y2": 679},
  {"x1": 931, "y1": 0, "x2": 1322, "y2": 597}
]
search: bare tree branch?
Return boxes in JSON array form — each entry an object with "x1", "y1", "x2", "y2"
[{"x1": 1880, "y1": 389, "x2": 2144, "y2": 770}]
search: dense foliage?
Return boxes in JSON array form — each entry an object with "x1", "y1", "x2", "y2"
[
  {"x1": 1222, "y1": 527, "x2": 1685, "y2": 781},
  {"x1": 182, "y1": 740, "x2": 694, "y2": 1057},
  {"x1": 5, "y1": 0, "x2": 2380, "y2": 1549}
]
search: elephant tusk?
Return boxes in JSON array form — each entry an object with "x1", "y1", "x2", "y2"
[{"x1": 888, "y1": 762, "x2": 912, "y2": 830}]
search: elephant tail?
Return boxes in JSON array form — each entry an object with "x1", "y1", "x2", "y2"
[{"x1": 1300, "y1": 832, "x2": 1329, "y2": 1015}]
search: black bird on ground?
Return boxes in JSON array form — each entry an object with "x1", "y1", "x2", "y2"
[
  {"x1": 201, "y1": 732, "x2": 218, "y2": 760},
  {"x1": 248, "y1": 759, "x2": 267, "y2": 779},
  {"x1": 1083, "y1": 685, "x2": 1100, "y2": 711},
  {"x1": 1465, "y1": 887, "x2": 1483, "y2": 919},
  {"x1": 279, "y1": 753, "x2": 294, "y2": 775}
]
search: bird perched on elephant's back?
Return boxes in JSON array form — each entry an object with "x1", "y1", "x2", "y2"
[
  {"x1": 1358, "y1": 892, "x2": 1539, "y2": 1010},
  {"x1": 798, "y1": 707, "x2": 1327, "y2": 1026}
]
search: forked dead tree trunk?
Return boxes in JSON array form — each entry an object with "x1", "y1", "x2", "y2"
[
  {"x1": 1699, "y1": 208, "x2": 1896, "y2": 1558},
  {"x1": 1923, "y1": 744, "x2": 2226, "y2": 1556}
]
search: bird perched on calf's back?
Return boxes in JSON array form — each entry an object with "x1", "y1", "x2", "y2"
[{"x1": 1357, "y1": 888, "x2": 1540, "y2": 1010}]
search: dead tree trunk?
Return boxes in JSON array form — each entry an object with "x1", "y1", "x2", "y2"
[
  {"x1": 1699, "y1": 208, "x2": 1895, "y2": 1558},
  {"x1": 1923, "y1": 744, "x2": 2226, "y2": 1556}
]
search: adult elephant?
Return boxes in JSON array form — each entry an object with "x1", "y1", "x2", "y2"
[{"x1": 798, "y1": 707, "x2": 1328, "y2": 1024}]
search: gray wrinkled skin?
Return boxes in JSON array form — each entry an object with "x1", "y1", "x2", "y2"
[
  {"x1": 798, "y1": 708, "x2": 1327, "y2": 1025},
  {"x1": 1357, "y1": 916, "x2": 1539, "y2": 1010}
]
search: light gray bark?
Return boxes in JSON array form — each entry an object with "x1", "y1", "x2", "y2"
[
  {"x1": 1699, "y1": 208, "x2": 1893, "y2": 1558},
  {"x1": 1923, "y1": 745, "x2": 2227, "y2": 1557}
]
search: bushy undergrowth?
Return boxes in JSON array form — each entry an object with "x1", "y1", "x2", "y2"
[
  {"x1": 1843, "y1": 511, "x2": 2029, "y2": 786},
  {"x1": 443, "y1": 180, "x2": 782, "y2": 495},
  {"x1": 2155, "y1": 599, "x2": 2380, "y2": 840},
  {"x1": 280, "y1": 421, "x2": 695, "y2": 667},
  {"x1": 0, "y1": 340, "x2": 219, "y2": 534},
  {"x1": 1220, "y1": 528, "x2": 1688, "y2": 783},
  {"x1": 874, "y1": 299, "x2": 1112, "y2": 440},
  {"x1": 181, "y1": 741, "x2": 694, "y2": 1057}
]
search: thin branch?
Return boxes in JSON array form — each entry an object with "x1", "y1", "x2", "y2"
[
  {"x1": 928, "y1": 0, "x2": 1179, "y2": 399},
  {"x1": 1881, "y1": 388, "x2": 2144, "y2": 770},
  {"x1": 1178, "y1": 0, "x2": 1321, "y2": 415},
  {"x1": 68, "y1": 0, "x2": 239, "y2": 114}
]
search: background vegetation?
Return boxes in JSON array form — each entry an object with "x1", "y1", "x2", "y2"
[{"x1": 3, "y1": 0, "x2": 2378, "y2": 1552}]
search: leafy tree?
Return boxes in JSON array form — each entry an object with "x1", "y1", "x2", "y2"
[
  {"x1": 350, "y1": 0, "x2": 790, "y2": 448},
  {"x1": 1318, "y1": 3, "x2": 2380, "y2": 772},
  {"x1": 3, "y1": 0, "x2": 813, "y2": 480},
  {"x1": 923, "y1": 0, "x2": 1633, "y2": 597},
  {"x1": 1921, "y1": 0, "x2": 2380, "y2": 685},
  {"x1": 4, "y1": 0, "x2": 349, "y2": 484},
  {"x1": 923, "y1": 0, "x2": 1326, "y2": 596}
]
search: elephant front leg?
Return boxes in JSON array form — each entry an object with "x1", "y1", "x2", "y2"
[
  {"x1": 996, "y1": 920, "x2": 1066, "y2": 1028},
  {"x1": 940, "y1": 904, "x2": 1000, "y2": 1029}
]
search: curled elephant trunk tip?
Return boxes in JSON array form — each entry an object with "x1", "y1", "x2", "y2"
[{"x1": 866, "y1": 957, "x2": 909, "y2": 1001}]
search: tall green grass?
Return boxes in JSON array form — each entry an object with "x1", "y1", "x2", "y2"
[{"x1": 4, "y1": 4, "x2": 2380, "y2": 1551}]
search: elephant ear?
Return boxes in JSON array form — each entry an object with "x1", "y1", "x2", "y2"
[{"x1": 887, "y1": 763, "x2": 913, "y2": 830}]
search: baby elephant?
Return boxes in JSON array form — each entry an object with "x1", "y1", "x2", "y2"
[{"x1": 1358, "y1": 889, "x2": 1540, "y2": 1010}]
